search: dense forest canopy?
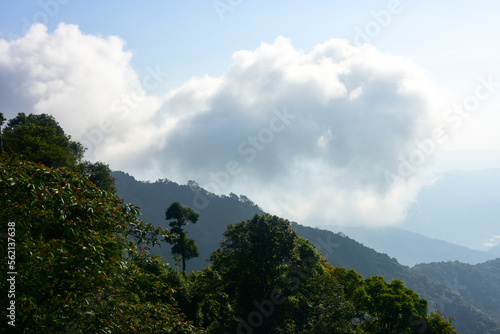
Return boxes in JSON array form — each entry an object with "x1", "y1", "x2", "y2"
[{"x1": 0, "y1": 157, "x2": 202, "y2": 333}]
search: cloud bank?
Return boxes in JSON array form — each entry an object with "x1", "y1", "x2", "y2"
[{"x1": 0, "y1": 23, "x2": 448, "y2": 226}]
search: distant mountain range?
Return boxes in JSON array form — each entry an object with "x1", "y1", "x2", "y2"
[
  {"x1": 323, "y1": 225, "x2": 498, "y2": 267},
  {"x1": 113, "y1": 170, "x2": 500, "y2": 334},
  {"x1": 400, "y1": 169, "x2": 500, "y2": 251},
  {"x1": 491, "y1": 244, "x2": 500, "y2": 256}
]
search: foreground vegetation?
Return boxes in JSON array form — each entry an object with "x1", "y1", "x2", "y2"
[{"x1": 0, "y1": 112, "x2": 457, "y2": 332}]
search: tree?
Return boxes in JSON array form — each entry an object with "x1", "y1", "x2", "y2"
[
  {"x1": 165, "y1": 202, "x2": 200, "y2": 275},
  {"x1": 2, "y1": 113, "x2": 85, "y2": 169},
  {"x1": 2, "y1": 112, "x2": 117, "y2": 193},
  {"x1": 78, "y1": 160, "x2": 117, "y2": 193},
  {"x1": 0, "y1": 157, "x2": 203, "y2": 333},
  {"x1": 207, "y1": 214, "x2": 357, "y2": 333},
  {"x1": 210, "y1": 215, "x2": 298, "y2": 316},
  {"x1": 362, "y1": 276, "x2": 430, "y2": 334},
  {"x1": 423, "y1": 311, "x2": 458, "y2": 334},
  {"x1": 202, "y1": 214, "x2": 457, "y2": 333}
]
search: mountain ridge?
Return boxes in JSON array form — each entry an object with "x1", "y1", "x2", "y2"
[
  {"x1": 113, "y1": 170, "x2": 500, "y2": 334},
  {"x1": 490, "y1": 244, "x2": 500, "y2": 256},
  {"x1": 412, "y1": 259, "x2": 500, "y2": 321},
  {"x1": 323, "y1": 225, "x2": 498, "y2": 266},
  {"x1": 293, "y1": 223, "x2": 500, "y2": 334},
  {"x1": 402, "y1": 168, "x2": 500, "y2": 251}
]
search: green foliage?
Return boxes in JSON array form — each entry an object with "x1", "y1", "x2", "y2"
[
  {"x1": 413, "y1": 259, "x2": 500, "y2": 321},
  {"x1": 0, "y1": 107, "x2": 462, "y2": 333},
  {"x1": 361, "y1": 276, "x2": 428, "y2": 333},
  {"x1": 194, "y1": 214, "x2": 457, "y2": 334},
  {"x1": 206, "y1": 214, "x2": 357, "y2": 333},
  {"x1": 281, "y1": 263, "x2": 358, "y2": 333},
  {"x1": 0, "y1": 157, "x2": 202, "y2": 333},
  {"x1": 2, "y1": 112, "x2": 117, "y2": 193},
  {"x1": 292, "y1": 223, "x2": 496, "y2": 334},
  {"x1": 0, "y1": 157, "x2": 458, "y2": 333},
  {"x1": 113, "y1": 171, "x2": 264, "y2": 272},
  {"x1": 189, "y1": 267, "x2": 233, "y2": 330},
  {"x1": 2, "y1": 113, "x2": 85, "y2": 169},
  {"x1": 165, "y1": 202, "x2": 200, "y2": 274},
  {"x1": 423, "y1": 311, "x2": 458, "y2": 334},
  {"x1": 79, "y1": 160, "x2": 117, "y2": 193},
  {"x1": 210, "y1": 214, "x2": 298, "y2": 310}
]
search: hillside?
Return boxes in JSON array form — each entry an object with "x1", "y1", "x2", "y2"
[
  {"x1": 115, "y1": 171, "x2": 500, "y2": 334},
  {"x1": 0, "y1": 111, "x2": 462, "y2": 333},
  {"x1": 294, "y1": 224, "x2": 500, "y2": 334},
  {"x1": 412, "y1": 259, "x2": 500, "y2": 321},
  {"x1": 9, "y1": 157, "x2": 461, "y2": 333},
  {"x1": 324, "y1": 226, "x2": 497, "y2": 266},
  {"x1": 113, "y1": 171, "x2": 264, "y2": 271}
]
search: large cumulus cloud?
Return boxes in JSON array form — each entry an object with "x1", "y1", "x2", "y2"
[
  {"x1": 0, "y1": 24, "x2": 447, "y2": 226},
  {"x1": 0, "y1": 23, "x2": 162, "y2": 167},
  {"x1": 155, "y1": 36, "x2": 445, "y2": 225}
]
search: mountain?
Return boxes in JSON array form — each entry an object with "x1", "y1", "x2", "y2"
[
  {"x1": 401, "y1": 169, "x2": 500, "y2": 250},
  {"x1": 412, "y1": 259, "x2": 500, "y2": 322},
  {"x1": 324, "y1": 226, "x2": 497, "y2": 266},
  {"x1": 294, "y1": 224, "x2": 500, "y2": 334},
  {"x1": 490, "y1": 244, "x2": 500, "y2": 256},
  {"x1": 114, "y1": 171, "x2": 500, "y2": 334},
  {"x1": 113, "y1": 171, "x2": 264, "y2": 271}
]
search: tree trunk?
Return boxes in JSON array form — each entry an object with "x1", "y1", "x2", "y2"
[{"x1": 182, "y1": 255, "x2": 186, "y2": 276}]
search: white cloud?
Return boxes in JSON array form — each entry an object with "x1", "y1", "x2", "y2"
[
  {"x1": 152, "y1": 36, "x2": 447, "y2": 225},
  {"x1": 0, "y1": 25, "x2": 451, "y2": 226},
  {"x1": 484, "y1": 235, "x2": 500, "y2": 249},
  {"x1": 0, "y1": 23, "x2": 162, "y2": 168}
]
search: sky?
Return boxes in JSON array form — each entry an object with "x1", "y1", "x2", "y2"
[{"x1": 1, "y1": 0, "x2": 499, "y2": 234}]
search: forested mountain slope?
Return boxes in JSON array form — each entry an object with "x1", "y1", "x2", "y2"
[
  {"x1": 0, "y1": 111, "x2": 464, "y2": 332},
  {"x1": 412, "y1": 259, "x2": 500, "y2": 321},
  {"x1": 115, "y1": 171, "x2": 500, "y2": 334},
  {"x1": 113, "y1": 171, "x2": 264, "y2": 271},
  {"x1": 294, "y1": 224, "x2": 500, "y2": 334}
]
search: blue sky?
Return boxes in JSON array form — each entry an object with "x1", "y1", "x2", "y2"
[
  {"x1": 2, "y1": 1, "x2": 499, "y2": 91},
  {"x1": 1, "y1": 0, "x2": 499, "y2": 230}
]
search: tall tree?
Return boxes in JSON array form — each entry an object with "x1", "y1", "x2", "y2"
[
  {"x1": 210, "y1": 214, "x2": 299, "y2": 315},
  {"x1": 208, "y1": 214, "x2": 356, "y2": 333},
  {"x1": 165, "y1": 202, "x2": 200, "y2": 275},
  {"x1": 362, "y1": 276, "x2": 429, "y2": 333}
]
